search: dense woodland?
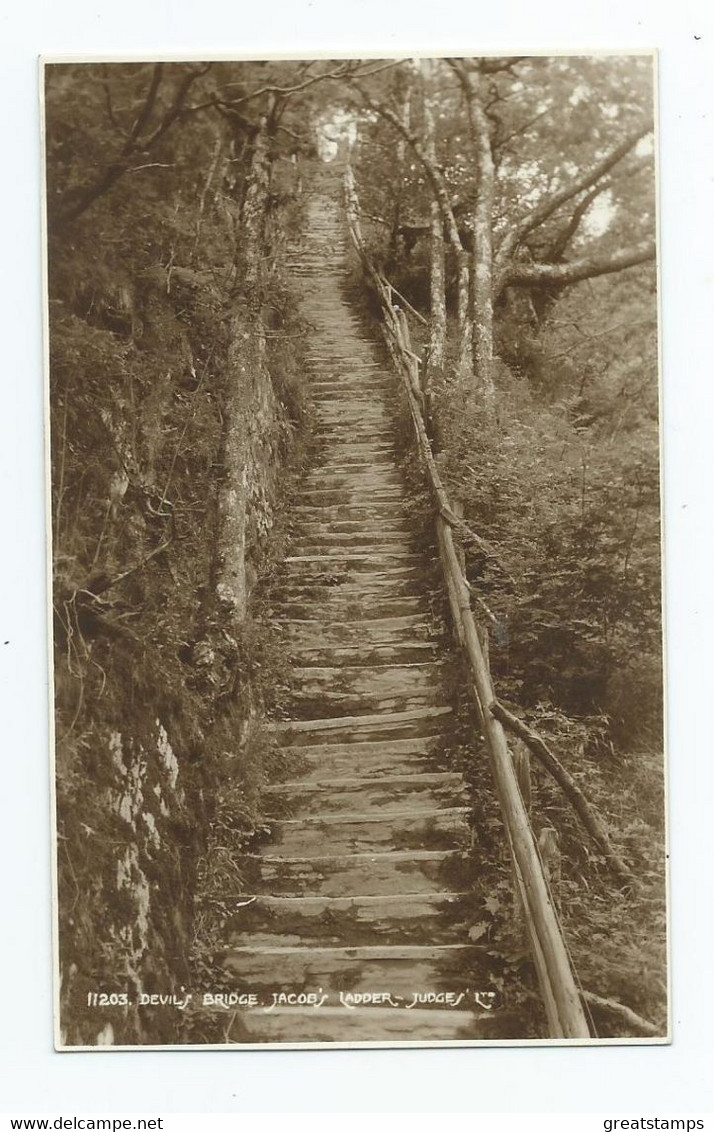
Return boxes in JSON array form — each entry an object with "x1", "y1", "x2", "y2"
[{"x1": 46, "y1": 56, "x2": 664, "y2": 1043}]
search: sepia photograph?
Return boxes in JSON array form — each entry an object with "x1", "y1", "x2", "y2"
[{"x1": 43, "y1": 53, "x2": 666, "y2": 1049}]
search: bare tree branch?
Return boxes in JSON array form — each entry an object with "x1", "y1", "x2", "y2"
[
  {"x1": 221, "y1": 59, "x2": 402, "y2": 110},
  {"x1": 56, "y1": 64, "x2": 211, "y2": 226},
  {"x1": 494, "y1": 121, "x2": 653, "y2": 283},
  {"x1": 503, "y1": 238, "x2": 656, "y2": 288}
]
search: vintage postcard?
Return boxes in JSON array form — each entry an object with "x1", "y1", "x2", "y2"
[{"x1": 43, "y1": 53, "x2": 666, "y2": 1049}]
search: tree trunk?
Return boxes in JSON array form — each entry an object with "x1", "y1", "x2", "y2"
[
  {"x1": 455, "y1": 251, "x2": 472, "y2": 384},
  {"x1": 468, "y1": 87, "x2": 497, "y2": 406},
  {"x1": 212, "y1": 116, "x2": 271, "y2": 622},
  {"x1": 452, "y1": 62, "x2": 496, "y2": 407},
  {"x1": 353, "y1": 82, "x2": 472, "y2": 381},
  {"x1": 388, "y1": 63, "x2": 414, "y2": 269},
  {"x1": 421, "y1": 61, "x2": 446, "y2": 406},
  {"x1": 242, "y1": 115, "x2": 271, "y2": 301}
]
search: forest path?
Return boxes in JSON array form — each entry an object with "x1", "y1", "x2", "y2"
[{"x1": 221, "y1": 167, "x2": 518, "y2": 1044}]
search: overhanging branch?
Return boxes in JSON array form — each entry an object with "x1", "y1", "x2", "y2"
[
  {"x1": 495, "y1": 121, "x2": 654, "y2": 279},
  {"x1": 503, "y1": 238, "x2": 656, "y2": 288}
]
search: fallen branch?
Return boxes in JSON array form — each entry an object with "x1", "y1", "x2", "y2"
[
  {"x1": 489, "y1": 699, "x2": 632, "y2": 880},
  {"x1": 582, "y1": 991, "x2": 661, "y2": 1037}
]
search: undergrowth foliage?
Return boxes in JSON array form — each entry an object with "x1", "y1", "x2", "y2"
[{"x1": 46, "y1": 63, "x2": 314, "y2": 1044}]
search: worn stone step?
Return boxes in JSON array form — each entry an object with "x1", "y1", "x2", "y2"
[
  {"x1": 313, "y1": 444, "x2": 396, "y2": 464},
  {"x1": 275, "y1": 585, "x2": 430, "y2": 613},
  {"x1": 304, "y1": 459, "x2": 400, "y2": 475},
  {"x1": 269, "y1": 595, "x2": 432, "y2": 621},
  {"x1": 263, "y1": 771, "x2": 467, "y2": 818},
  {"x1": 283, "y1": 552, "x2": 423, "y2": 572},
  {"x1": 313, "y1": 417, "x2": 394, "y2": 434},
  {"x1": 224, "y1": 1005, "x2": 508, "y2": 1045},
  {"x1": 287, "y1": 640, "x2": 440, "y2": 666},
  {"x1": 276, "y1": 589, "x2": 429, "y2": 611},
  {"x1": 302, "y1": 472, "x2": 403, "y2": 492},
  {"x1": 239, "y1": 848, "x2": 469, "y2": 897},
  {"x1": 222, "y1": 891, "x2": 474, "y2": 950},
  {"x1": 292, "y1": 518, "x2": 414, "y2": 539},
  {"x1": 277, "y1": 572, "x2": 426, "y2": 595},
  {"x1": 297, "y1": 487, "x2": 405, "y2": 507},
  {"x1": 279, "y1": 564, "x2": 429, "y2": 587},
  {"x1": 277, "y1": 734, "x2": 447, "y2": 781},
  {"x1": 288, "y1": 685, "x2": 449, "y2": 722},
  {"x1": 314, "y1": 402, "x2": 391, "y2": 417},
  {"x1": 288, "y1": 695, "x2": 448, "y2": 722},
  {"x1": 304, "y1": 462, "x2": 400, "y2": 479},
  {"x1": 281, "y1": 614, "x2": 439, "y2": 648},
  {"x1": 311, "y1": 428, "x2": 397, "y2": 445},
  {"x1": 290, "y1": 661, "x2": 448, "y2": 700},
  {"x1": 310, "y1": 378, "x2": 389, "y2": 391},
  {"x1": 292, "y1": 502, "x2": 409, "y2": 523},
  {"x1": 312, "y1": 398, "x2": 392, "y2": 413},
  {"x1": 290, "y1": 535, "x2": 416, "y2": 556},
  {"x1": 270, "y1": 705, "x2": 453, "y2": 748},
  {"x1": 265, "y1": 807, "x2": 470, "y2": 856},
  {"x1": 221, "y1": 943, "x2": 482, "y2": 1001}
]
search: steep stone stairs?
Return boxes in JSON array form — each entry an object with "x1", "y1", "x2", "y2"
[{"x1": 220, "y1": 170, "x2": 518, "y2": 1044}]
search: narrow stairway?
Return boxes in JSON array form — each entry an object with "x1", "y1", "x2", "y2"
[{"x1": 220, "y1": 169, "x2": 518, "y2": 1044}]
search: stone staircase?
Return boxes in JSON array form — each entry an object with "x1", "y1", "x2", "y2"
[{"x1": 218, "y1": 169, "x2": 520, "y2": 1044}]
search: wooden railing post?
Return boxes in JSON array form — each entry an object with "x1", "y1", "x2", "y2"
[{"x1": 513, "y1": 741, "x2": 532, "y2": 814}]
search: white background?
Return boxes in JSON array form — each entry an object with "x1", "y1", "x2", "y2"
[{"x1": 1, "y1": 0, "x2": 712, "y2": 1116}]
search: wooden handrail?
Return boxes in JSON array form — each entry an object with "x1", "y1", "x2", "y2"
[{"x1": 344, "y1": 166, "x2": 590, "y2": 1039}]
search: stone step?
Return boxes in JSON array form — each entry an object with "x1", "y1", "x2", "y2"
[
  {"x1": 296, "y1": 487, "x2": 405, "y2": 507},
  {"x1": 290, "y1": 661, "x2": 448, "y2": 699},
  {"x1": 292, "y1": 502, "x2": 409, "y2": 523},
  {"x1": 283, "y1": 552, "x2": 423, "y2": 572},
  {"x1": 313, "y1": 416, "x2": 394, "y2": 433},
  {"x1": 303, "y1": 462, "x2": 401, "y2": 478},
  {"x1": 312, "y1": 444, "x2": 396, "y2": 464},
  {"x1": 277, "y1": 570, "x2": 427, "y2": 593},
  {"x1": 311, "y1": 427, "x2": 397, "y2": 445},
  {"x1": 279, "y1": 563, "x2": 429, "y2": 585},
  {"x1": 277, "y1": 734, "x2": 447, "y2": 781},
  {"x1": 302, "y1": 471, "x2": 403, "y2": 491},
  {"x1": 275, "y1": 580, "x2": 429, "y2": 607},
  {"x1": 263, "y1": 771, "x2": 467, "y2": 818},
  {"x1": 311, "y1": 392, "x2": 392, "y2": 407},
  {"x1": 281, "y1": 613, "x2": 438, "y2": 647},
  {"x1": 314, "y1": 402, "x2": 391, "y2": 417},
  {"x1": 304, "y1": 457, "x2": 400, "y2": 473},
  {"x1": 290, "y1": 534, "x2": 416, "y2": 555},
  {"x1": 221, "y1": 943, "x2": 483, "y2": 1000},
  {"x1": 286, "y1": 640, "x2": 440, "y2": 666},
  {"x1": 265, "y1": 807, "x2": 470, "y2": 856},
  {"x1": 270, "y1": 705, "x2": 454, "y2": 748},
  {"x1": 310, "y1": 377, "x2": 389, "y2": 390},
  {"x1": 268, "y1": 595, "x2": 432, "y2": 621},
  {"x1": 292, "y1": 518, "x2": 413, "y2": 538},
  {"x1": 288, "y1": 693, "x2": 449, "y2": 722},
  {"x1": 222, "y1": 891, "x2": 475, "y2": 949},
  {"x1": 239, "y1": 848, "x2": 469, "y2": 898}
]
